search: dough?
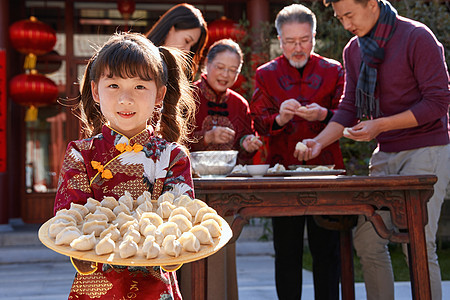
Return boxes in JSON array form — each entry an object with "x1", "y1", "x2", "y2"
[{"x1": 295, "y1": 141, "x2": 308, "y2": 151}]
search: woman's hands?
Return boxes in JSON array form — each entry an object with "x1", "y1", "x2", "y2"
[{"x1": 204, "y1": 126, "x2": 236, "y2": 144}]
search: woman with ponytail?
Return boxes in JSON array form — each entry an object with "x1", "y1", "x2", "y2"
[{"x1": 54, "y1": 32, "x2": 196, "y2": 299}]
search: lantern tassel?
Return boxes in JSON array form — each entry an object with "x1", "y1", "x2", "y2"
[
  {"x1": 25, "y1": 105, "x2": 38, "y2": 122},
  {"x1": 24, "y1": 53, "x2": 37, "y2": 70}
]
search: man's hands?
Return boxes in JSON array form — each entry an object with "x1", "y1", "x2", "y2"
[
  {"x1": 293, "y1": 139, "x2": 323, "y2": 162},
  {"x1": 343, "y1": 119, "x2": 383, "y2": 141},
  {"x1": 276, "y1": 99, "x2": 328, "y2": 127}
]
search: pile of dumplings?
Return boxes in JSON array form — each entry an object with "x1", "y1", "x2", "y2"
[{"x1": 48, "y1": 191, "x2": 223, "y2": 260}]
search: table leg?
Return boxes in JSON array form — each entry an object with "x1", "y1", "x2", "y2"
[
  {"x1": 405, "y1": 191, "x2": 431, "y2": 300},
  {"x1": 191, "y1": 258, "x2": 207, "y2": 300},
  {"x1": 340, "y1": 229, "x2": 355, "y2": 300}
]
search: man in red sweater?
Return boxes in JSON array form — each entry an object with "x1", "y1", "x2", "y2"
[
  {"x1": 250, "y1": 4, "x2": 344, "y2": 299},
  {"x1": 296, "y1": 0, "x2": 450, "y2": 299}
]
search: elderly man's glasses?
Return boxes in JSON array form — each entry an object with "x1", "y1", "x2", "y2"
[{"x1": 281, "y1": 38, "x2": 313, "y2": 48}]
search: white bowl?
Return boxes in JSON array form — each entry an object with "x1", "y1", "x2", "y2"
[
  {"x1": 246, "y1": 164, "x2": 270, "y2": 178},
  {"x1": 190, "y1": 150, "x2": 238, "y2": 176}
]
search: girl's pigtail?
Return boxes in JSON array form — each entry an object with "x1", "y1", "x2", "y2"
[
  {"x1": 77, "y1": 57, "x2": 105, "y2": 138},
  {"x1": 157, "y1": 47, "x2": 196, "y2": 146}
]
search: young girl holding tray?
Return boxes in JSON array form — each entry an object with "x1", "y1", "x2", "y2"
[{"x1": 53, "y1": 32, "x2": 196, "y2": 299}]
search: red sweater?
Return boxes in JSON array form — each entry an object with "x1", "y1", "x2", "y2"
[
  {"x1": 251, "y1": 53, "x2": 345, "y2": 168},
  {"x1": 332, "y1": 16, "x2": 450, "y2": 152}
]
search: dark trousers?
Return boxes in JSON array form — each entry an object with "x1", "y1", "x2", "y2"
[{"x1": 272, "y1": 216, "x2": 340, "y2": 300}]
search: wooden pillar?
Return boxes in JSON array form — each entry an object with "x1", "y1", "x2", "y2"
[{"x1": 246, "y1": 0, "x2": 269, "y2": 28}]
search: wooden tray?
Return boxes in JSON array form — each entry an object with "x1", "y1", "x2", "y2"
[{"x1": 38, "y1": 217, "x2": 232, "y2": 267}]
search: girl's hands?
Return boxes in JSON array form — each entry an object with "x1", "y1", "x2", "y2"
[
  {"x1": 242, "y1": 135, "x2": 263, "y2": 152},
  {"x1": 204, "y1": 126, "x2": 236, "y2": 144},
  {"x1": 293, "y1": 139, "x2": 323, "y2": 162}
]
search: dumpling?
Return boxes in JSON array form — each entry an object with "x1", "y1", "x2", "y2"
[
  {"x1": 142, "y1": 223, "x2": 158, "y2": 237},
  {"x1": 49, "y1": 221, "x2": 75, "y2": 239},
  {"x1": 136, "y1": 191, "x2": 152, "y2": 206},
  {"x1": 169, "y1": 207, "x2": 192, "y2": 222},
  {"x1": 119, "y1": 220, "x2": 139, "y2": 236},
  {"x1": 162, "y1": 235, "x2": 182, "y2": 257},
  {"x1": 158, "y1": 222, "x2": 181, "y2": 238},
  {"x1": 139, "y1": 212, "x2": 163, "y2": 228},
  {"x1": 190, "y1": 225, "x2": 214, "y2": 245},
  {"x1": 82, "y1": 220, "x2": 108, "y2": 236},
  {"x1": 173, "y1": 195, "x2": 192, "y2": 207},
  {"x1": 200, "y1": 219, "x2": 221, "y2": 238},
  {"x1": 139, "y1": 218, "x2": 152, "y2": 235},
  {"x1": 136, "y1": 200, "x2": 153, "y2": 213},
  {"x1": 95, "y1": 233, "x2": 115, "y2": 255},
  {"x1": 177, "y1": 231, "x2": 200, "y2": 253},
  {"x1": 113, "y1": 202, "x2": 131, "y2": 216},
  {"x1": 94, "y1": 206, "x2": 116, "y2": 222},
  {"x1": 142, "y1": 235, "x2": 160, "y2": 259},
  {"x1": 123, "y1": 227, "x2": 141, "y2": 244},
  {"x1": 84, "y1": 212, "x2": 108, "y2": 223},
  {"x1": 156, "y1": 201, "x2": 176, "y2": 219},
  {"x1": 70, "y1": 232, "x2": 96, "y2": 251},
  {"x1": 186, "y1": 199, "x2": 207, "y2": 217},
  {"x1": 201, "y1": 212, "x2": 223, "y2": 226},
  {"x1": 69, "y1": 203, "x2": 89, "y2": 218},
  {"x1": 118, "y1": 191, "x2": 134, "y2": 211},
  {"x1": 55, "y1": 226, "x2": 81, "y2": 245},
  {"x1": 101, "y1": 196, "x2": 119, "y2": 211},
  {"x1": 50, "y1": 215, "x2": 76, "y2": 227},
  {"x1": 193, "y1": 207, "x2": 217, "y2": 224},
  {"x1": 157, "y1": 192, "x2": 175, "y2": 206},
  {"x1": 100, "y1": 223, "x2": 121, "y2": 241},
  {"x1": 84, "y1": 198, "x2": 101, "y2": 213},
  {"x1": 154, "y1": 230, "x2": 164, "y2": 246},
  {"x1": 56, "y1": 208, "x2": 82, "y2": 224},
  {"x1": 119, "y1": 235, "x2": 138, "y2": 258},
  {"x1": 113, "y1": 212, "x2": 135, "y2": 228},
  {"x1": 132, "y1": 209, "x2": 143, "y2": 221},
  {"x1": 169, "y1": 215, "x2": 192, "y2": 233}
]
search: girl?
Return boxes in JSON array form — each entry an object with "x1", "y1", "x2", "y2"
[
  {"x1": 54, "y1": 32, "x2": 196, "y2": 299},
  {"x1": 190, "y1": 39, "x2": 262, "y2": 165},
  {"x1": 145, "y1": 3, "x2": 208, "y2": 79}
]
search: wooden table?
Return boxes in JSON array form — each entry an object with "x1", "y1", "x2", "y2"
[{"x1": 190, "y1": 175, "x2": 436, "y2": 300}]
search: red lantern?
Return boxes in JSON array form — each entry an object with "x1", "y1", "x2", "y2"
[
  {"x1": 207, "y1": 17, "x2": 246, "y2": 49},
  {"x1": 117, "y1": 0, "x2": 135, "y2": 20},
  {"x1": 9, "y1": 16, "x2": 56, "y2": 55},
  {"x1": 9, "y1": 71, "x2": 58, "y2": 108},
  {"x1": 9, "y1": 16, "x2": 57, "y2": 70}
]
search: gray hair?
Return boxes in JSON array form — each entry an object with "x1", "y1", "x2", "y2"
[
  {"x1": 206, "y1": 38, "x2": 243, "y2": 68},
  {"x1": 275, "y1": 4, "x2": 317, "y2": 36}
]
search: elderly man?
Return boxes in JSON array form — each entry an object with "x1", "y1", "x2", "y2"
[
  {"x1": 295, "y1": 0, "x2": 450, "y2": 299},
  {"x1": 250, "y1": 4, "x2": 345, "y2": 299}
]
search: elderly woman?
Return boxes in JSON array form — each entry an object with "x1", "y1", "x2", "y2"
[{"x1": 190, "y1": 39, "x2": 262, "y2": 165}]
